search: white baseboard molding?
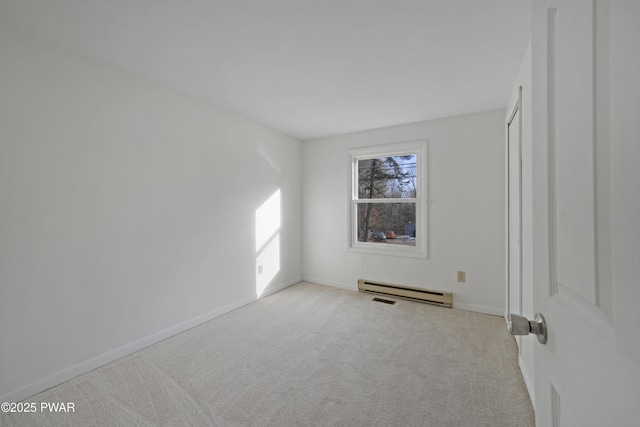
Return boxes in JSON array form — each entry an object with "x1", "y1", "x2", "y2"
[
  {"x1": 260, "y1": 277, "x2": 302, "y2": 298},
  {"x1": 302, "y1": 276, "x2": 357, "y2": 292},
  {"x1": 452, "y1": 301, "x2": 504, "y2": 317},
  {"x1": 1, "y1": 278, "x2": 301, "y2": 404},
  {"x1": 518, "y1": 354, "x2": 535, "y2": 408},
  {"x1": 304, "y1": 277, "x2": 503, "y2": 317}
]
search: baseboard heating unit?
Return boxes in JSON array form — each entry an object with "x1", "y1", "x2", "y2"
[{"x1": 358, "y1": 279, "x2": 453, "y2": 308}]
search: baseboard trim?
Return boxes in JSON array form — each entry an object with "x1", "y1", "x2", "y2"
[
  {"x1": 452, "y1": 301, "x2": 503, "y2": 316},
  {"x1": 304, "y1": 277, "x2": 503, "y2": 316},
  {"x1": 260, "y1": 277, "x2": 302, "y2": 298},
  {"x1": 1, "y1": 278, "x2": 300, "y2": 404},
  {"x1": 302, "y1": 276, "x2": 356, "y2": 292},
  {"x1": 518, "y1": 354, "x2": 535, "y2": 408}
]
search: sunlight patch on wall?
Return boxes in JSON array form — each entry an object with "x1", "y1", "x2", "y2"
[
  {"x1": 255, "y1": 189, "x2": 281, "y2": 297},
  {"x1": 256, "y1": 189, "x2": 280, "y2": 251},
  {"x1": 256, "y1": 235, "x2": 280, "y2": 297}
]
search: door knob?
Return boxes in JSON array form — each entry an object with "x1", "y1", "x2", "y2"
[{"x1": 507, "y1": 313, "x2": 547, "y2": 344}]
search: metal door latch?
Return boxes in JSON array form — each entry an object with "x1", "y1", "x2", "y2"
[{"x1": 508, "y1": 313, "x2": 547, "y2": 344}]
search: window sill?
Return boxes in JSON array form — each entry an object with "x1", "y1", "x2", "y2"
[{"x1": 349, "y1": 242, "x2": 427, "y2": 259}]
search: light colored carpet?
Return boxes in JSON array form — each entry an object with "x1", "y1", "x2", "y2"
[{"x1": 1, "y1": 282, "x2": 534, "y2": 426}]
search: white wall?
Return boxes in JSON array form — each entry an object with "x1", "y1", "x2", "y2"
[
  {"x1": 506, "y1": 40, "x2": 535, "y2": 405},
  {"x1": 0, "y1": 26, "x2": 302, "y2": 401},
  {"x1": 302, "y1": 110, "x2": 506, "y2": 315}
]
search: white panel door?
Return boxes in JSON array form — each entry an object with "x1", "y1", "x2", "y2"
[{"x1": 531, "y1": 0, "x2": 640, "y2": 426}]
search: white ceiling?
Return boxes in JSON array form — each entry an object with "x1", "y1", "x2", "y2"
[{"x1": 0, "y1": 0, "x2": 531, "y2": 140}]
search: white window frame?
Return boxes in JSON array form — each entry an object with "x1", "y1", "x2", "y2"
[{"x1": 348, "y1": 140, "x2": 428, "y2": 259}]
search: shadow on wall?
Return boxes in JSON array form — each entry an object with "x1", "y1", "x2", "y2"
[{"x1": 255, "y1": 189, "x2": 281, "y2": 297}]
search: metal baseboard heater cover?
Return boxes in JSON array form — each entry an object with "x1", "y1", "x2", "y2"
[{"x1": 358, "y1": 279, "x2": 453, "y2": 308}]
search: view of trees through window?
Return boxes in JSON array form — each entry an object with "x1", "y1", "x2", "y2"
[{"x1": 356, "y1": 155, "x2": 417, "y2": 246}]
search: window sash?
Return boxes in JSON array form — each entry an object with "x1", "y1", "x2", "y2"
[
  {"x1": 354, "y1": 198, "x2": 417, "y2": 204},
  {"x1": 355, "y1": 155, "x2": 417, "y2": 200}
]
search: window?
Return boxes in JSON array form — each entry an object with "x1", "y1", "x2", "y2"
[{"x1": 349, "y1": 140, "x2": 427, "y2": 258}]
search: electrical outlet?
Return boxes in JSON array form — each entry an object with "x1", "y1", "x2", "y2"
[
  {"x1": 457, "y1": 271, "x2": 466, "y2": 283},
  {"x1": 258, "y1": 265, "x2": 264, "y2": 275}
]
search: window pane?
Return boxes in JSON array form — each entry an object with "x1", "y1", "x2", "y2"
[
  {"x1": 357, "y1": 155, "x2": 417, "y2": 199},
  {"x1": 357, "y1": 202, "x2": 416, "y2": 246}
]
